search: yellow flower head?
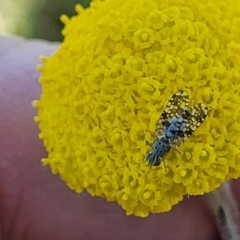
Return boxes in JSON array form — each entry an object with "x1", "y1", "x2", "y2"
[{"x1": 34, "y1": 0, "x2": 240, "y2": 217}]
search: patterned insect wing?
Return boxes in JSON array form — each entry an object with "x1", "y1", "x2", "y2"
[
  {"x1": 171, "y1": 103, "x2": 208, "y2": 148},
  {"x1": 155, "y1": 90, "x2": 190, "y2": 139}
]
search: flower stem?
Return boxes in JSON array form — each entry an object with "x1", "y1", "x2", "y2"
[{"x1": 204, "y1": 182, "x2": 240, "y2": 240}]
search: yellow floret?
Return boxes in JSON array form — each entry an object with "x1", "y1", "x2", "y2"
[{"x1": 35, "y1": 0, "x2": 240, "y2": 217}]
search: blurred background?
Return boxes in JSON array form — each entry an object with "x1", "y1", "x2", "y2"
[{"x1": 0, "y1": 0, "x2": 91, "y2": 41}]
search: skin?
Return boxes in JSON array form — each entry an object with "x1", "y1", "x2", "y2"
[{"x1": 1, "y1": 35, "x2": 238, "y2": 240}]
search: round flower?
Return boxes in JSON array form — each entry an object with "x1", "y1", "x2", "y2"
[{"x1": 34, "y1": 0, "x2": 240, "y2": 217}]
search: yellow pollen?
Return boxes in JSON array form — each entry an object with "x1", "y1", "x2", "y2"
[
  {"x1": 200, "y1": 150, "x2": 207, "y2": 157},
  {"x1": 141, "y1": 33, "x2": 148, "y2": 41},
  {"x1": 143, "y1": 191, "x2": 152, "y2": 199},
  {"x1": 203, "y1": 88, "x2": 211, "y2": 102},
  {"x1": 122, "y1": 194, "x2": 128, "y2": 201},
  {"x1": 166, "y1": 60, "x2": 176, "y2": 70},
  {"x1": 100, "y1": 182, "x2": 110, "y2": 188},
  {"x1": 188, "y1": 53, "x2": 195, "y2": 62},
  {"x1": 179, "y1": 22, "x2": 186, "y2": 30},
  {"x1": 180, "y1": 170, "x2": 187, "y2": 177},
  {"x1": 196, "y1": 179, "x2": 201, "y2": 186},
  {"x1": 233, "y1": 73, "x2": 240, "y2": 84}
]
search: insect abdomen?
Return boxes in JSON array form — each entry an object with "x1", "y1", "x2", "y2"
[{"x1": 146, "y1": 136, "x2": 171, "y2": 166}]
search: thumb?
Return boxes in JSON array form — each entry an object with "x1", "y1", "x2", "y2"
[{"x1": 0, "y1": 36, "x2": 217, "y2": 240}]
